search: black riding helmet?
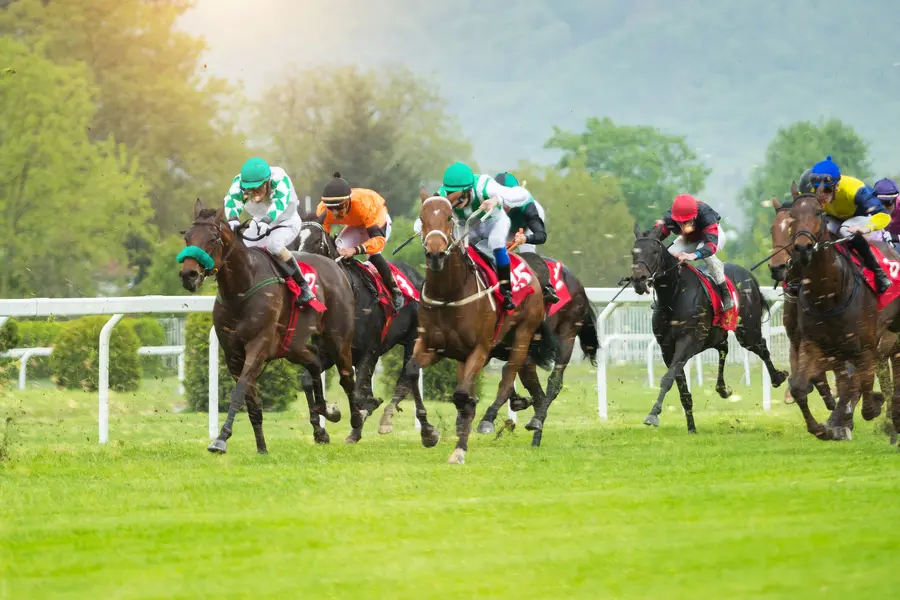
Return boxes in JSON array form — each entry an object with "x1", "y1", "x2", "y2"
[{"x1": 798, "y1": 168, "x2": 814, "y2": 194}]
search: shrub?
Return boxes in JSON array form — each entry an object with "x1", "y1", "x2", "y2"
[
  {"x1": 378, "y1": 345, "x2": 484, "y2": 403},
  {"x1": 0, "y1": 319, "x2": 20, "y2": 388},
  {"x1": 126, "y1": 317, "x2": 167, "y2": 378},
  {"x1": 16, "y1": 319, "x2": 64, "y2": 379},
  {"x1": 183, "y1": 313, "x2": 300, "y2": 412},
  {"x1": 50, "y1": 316, "x2": 141, "y2": 392}
]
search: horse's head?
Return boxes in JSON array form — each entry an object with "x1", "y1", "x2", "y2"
[
  {"x1": 178, "y1": 198, "x2": 232, "y2": 292},
  {"x1": 630, "y1": 222, "x2": 666, "y2": 294},
  {"x1": 769, "y1": 196, "x2": 794, "y2": 283},
  {"x1": 297, "y1": 213, "x2": 338, "y2": 259},
  {"x1": 788, "y1": 190, "x2": 826, "y2": 267},
  {"x1": 418, "y1": 187, "x2": 457, "y2": 271}
]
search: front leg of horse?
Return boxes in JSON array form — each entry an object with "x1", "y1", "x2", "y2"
[
  {"x1": 450, "y1": 346, "x2": 490, "y2": 464},
  {"x1": 714, "y1": 341, "x2": 732, "y2": 399},
  {"x1": 408, "y1": 339, "x2": 441, "y2": 447},
  {"x1": 476, "y1": 361, "x2": 515, "y2": 435},
  {"x1": 824, "y1": 362, "x2": 861, "y2": 441},
  {"x1": 519, "y1": 362, "x2": 551, "y2": 446},
  {"x1": 674, "y1": 369, "x2": 696, "y2": 433},
  {"x1": 790, "y1": 341, "x2": 827, "y2": 439},
  {"x1": 246, "y1": 384, "x2": 267, "y2": 454},
  {"x1": 644, "y1": 339, "x2": 694, "y2": 428},
  {"x1": 208, "y1": 340, "x2": 268, "y2": 454},
  {"x1": 862, "y1": 356, "x2": 889, "y2": 421},
  {"x1": 347, "y1": 354, "x2": 380, "y2": 443}
]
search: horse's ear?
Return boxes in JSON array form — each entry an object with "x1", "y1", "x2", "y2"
[
  {"x1": 193, "y1": 198, "x2": 204, "y2": 218},
  {"x1": 772, "y1": 196, "x2": 781, "y2": 210},
  {"x1": 790, "y1": 181, "x2": 800, "y2": 199},
  {"x1": 214, "y1": 207, "x2": 226, "y2": 224},
  {"x1": 633, "y1": 222, "x2": 642, "y2": 238},
  {"x1": 420, "y1": 187, "x2": 430, "y2": 202}
]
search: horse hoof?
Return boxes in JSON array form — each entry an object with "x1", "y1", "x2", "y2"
[
  {"x1": 643, "y1": 414, "x2": 659, "y2": 427},
  {"x1": 771, "y1": 370, "x2": 789, "y2": 388},
  {"x1": 257, "y1": 448, "x2": 268, "y2": 455},
  {"x1": 509, "y1": 395, "x2": 533, "y2": 412},
  {"x1": 525, "y1": 417, "x2": 543, "y2": 431},
  {"x1": 207, "y1": 439, "x2": 227, "y2": 454},
  {"x1": 448, "y1": 448, "x2": 465, "y2": 464},
  {"x1": 324, "y1": 404, "x2": 342, "y2": 423},
  {"x1": 378, "y1": 424, "x2": 394, "y2": 435},
  {"x1": 314, "y1": 431, "x2": 330, "y2": 445},
  {"x1": 827, "y1": 426, "x2": 852, "y2": 442},
  {"x1": 688, "y1": 429, "x2": 697, "y2": 435},
  {"x1": 476, "y1": 420, "x2": 495, "y2": 434},
  {"x1": 812, "y1": 425, "x2": 829, "y2": 440},
  {"x1": 862, "y1": 397, "x2": 885, "y2": 421},
  {"x1": 344, "y1": 433, "x2": 361, "y2": 444},
  {"x1": 421, "y1": 428, "x2": 440, "y2": 448},
  {"x1": 716, "y1": 385, "x2": 733, "y2": 399}
]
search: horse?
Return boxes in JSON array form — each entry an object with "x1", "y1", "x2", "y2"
[
  {"x1": 785, "y1": 192, "x2": 900, "y2": 440},
  {"x1": 412, "y1": 190, "x2": 558, "y2": 462},
  {"x1": 631, "y1": 224, "x2": 788, "y2": 432},
  {"x1": 475, "y1": 251, "x2": 599, "y2": 448},
  {"x1": 294, "y1": 216, "x2": 440, "y2": 447},
  {"x1": 178, "y1": 200, "x2": 358, "y2": 453}
]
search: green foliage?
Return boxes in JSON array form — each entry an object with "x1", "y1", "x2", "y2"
[
  {"x1": 377, "y1": 345, "x2": 484, "y2": 403},
  {"x1": 733, "y1": 119, "x2": 872, "y2": 269},
  {"x1": 546, "y1": 117, "x2": 711, "y2": 227},
  {"x1": 16, "y1": 320, "x2": 63, "y2": 379},
  {"x1": 255, "y1": 64, "x2": 472, "y2": 218},
  {"x1": 0, "y1": 319, "x2": 20, "y2": 387},
  {"x1": 183, "y1": 313, "x2": 300, "y2": 412},
  {"x1": 50, "y1": 316, "x2": 141, "y2": 392},
  {"x1": 129, "y1": 235, "x2": 191, "y2": 296},
  {"x1": 126, "y1": 317, "x2": 167, "y2": 379},
  {"x1": 515, "y1": 155, "x2": 634, "y2": 285}
]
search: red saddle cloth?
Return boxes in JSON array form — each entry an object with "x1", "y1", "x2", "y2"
[
  {"x1": 838, "y1": 244, "x2": 900, "y2": 310},
  {"x1": 683, "y1": 264, "x2": 739, "y2": 331},
  {"x1": 544, "y1": 258, "x2": 573, "y2": 316},
  {"x1": 466, "y1": 246, "x2": 535, "y2": 310}
]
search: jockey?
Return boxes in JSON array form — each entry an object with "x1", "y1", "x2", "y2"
[
  {"x1": 316, "y1": 173, "x2": 404, "y2": 310},
  {"x1": 808, "y1": 156, "x2": 891, "y2": 293},
  {"x1": 224, "y1": 157, "x2": 315, "y2": 306},
  {"x1": 874, "y1": 178, "x2": 900, "y2": 252},
  {"x1": 437, "y1": 162, "x2": 533, "y2": 311},
  {"x1": 654, "y1": 193, "x2": 734, "y2": 311},
  {"x1": 494, "y1": 171, "x2": 560, "y2": 305}
]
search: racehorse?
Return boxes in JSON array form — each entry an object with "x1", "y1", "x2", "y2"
[
  {"x1": 475, "y1": 251, "x2": 599, "y2": 448},
  {"x1": 178, "y1": 200, "x2": 358, "y2": 453},
  {"x1": 413, "y1": 190, "x2": 558, "y2": 462},
  {"x1": 295, "y1": 216, "x2": 440, "y2": 447},
  {"x1": 631, "y1": 224, "x2": 788, "y2": 433},
  {"x1": 786, "y1": 192, "x2": 900, "y2": 440}
]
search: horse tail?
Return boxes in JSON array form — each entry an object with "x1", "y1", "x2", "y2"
[
  {"x1": 578, "y1": 302, "x2": 599, "y2": 366},
  {"x1": 528, "y1": 319, "x2": 560, "y2": 371}
]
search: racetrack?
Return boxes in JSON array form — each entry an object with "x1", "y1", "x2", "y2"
[{"x1": 2, "y1": 364, "x2": 898, "y2": 599}]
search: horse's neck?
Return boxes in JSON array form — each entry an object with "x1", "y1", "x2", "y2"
[
  {"x1": 216, "y1": 242, "x2": 262, "y2": 303},
  {"x1": 425, "y1": 248, "x2": 473, "y2": 299},
  {"x1": 653, "y1": 252, "x2": 680, "y2": 302},
  {"x1": 804, "y1": 246, "x2": 849, "y2": 300}
]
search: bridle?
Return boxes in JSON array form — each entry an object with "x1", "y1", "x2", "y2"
[
  {"x1": 420, "y1": 196, "x2": 464, "y2": 257},
  {"x1": 299, "y1": 220, "x2": 335, "y2": 258}
]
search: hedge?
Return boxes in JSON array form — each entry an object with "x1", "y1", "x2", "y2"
[
  {"x1": 378, "y1": 345, "x2": 485, "y2": 403},
  {"x1": 16, "y1": 319, "x2": 63, "y2": 379},
  {"x1": 50, "y1": 316, "x2": 141, "y2": 392},
  {"x1": 0, "y1": 319, "x2": 20, "y2": 388},
  {"x1": 183, "y1": 313, "x2": 300, "y2": 412},
  {"x1": 126, "y1": 317, "x2": 167, "y2": 378}
]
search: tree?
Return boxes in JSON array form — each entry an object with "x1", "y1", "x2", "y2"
[
  {"x1": 1, "y1": 0, "x2": 246, "y2": 237},
  {"x1": 254, "y1": 64, "x2": 472, "y2": 218},
  {"x1": 733, "y1": 119, "x2": 872, "y2": 268},
  {"x1": 545, "y1": 117, "x2": 711, "y2": 227},
  {"x1": 0, "y1": 39, "x2": 153, "y2": 297},
  {"x1": 514, "y1": 154, "x2": 634, "y2": 286}
]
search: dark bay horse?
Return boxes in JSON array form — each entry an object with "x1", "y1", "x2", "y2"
[
  {"x1": 475, "y1": 252, "x2": 599, "y2": 448},
  {"x1": 787, "y1": 192, "x2": 900, "y2": 441},
  {"x1": 631, "y1": 224, "x2": 787, "y2": 432},
  {"x1": 414, "y1": 191, "x2": 557, "y2": 462},
  {"x1": 295, "y1": 217, "x2": 439, "y2": 446},
  {"x1": 178, "y1": 200, "x2": 358, "y2": 453}
]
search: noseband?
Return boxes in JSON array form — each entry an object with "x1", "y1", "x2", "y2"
[{"x1": 420, "y1": 196, "x2": 462, "y2": 257}]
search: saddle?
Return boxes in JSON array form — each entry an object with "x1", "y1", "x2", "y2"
[
  {"x1": 466, "y1": 245, "x2": 535, "y2": 310},
  {"x1": 681, "y1": 263, "x2": 739, "y2": 331}
]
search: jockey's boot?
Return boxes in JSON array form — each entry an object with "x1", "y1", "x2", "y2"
[
  {"x1": 370, "y1": 253, "x2": 405, "y2": 311},
  {"x1": 496, "y1": 263, "x2": 517, "y2": 312},
  {"x1": 541, "y1": 283, "x2": 560, "y2": 306},
  {"x1": 850, "y1": 234, "x2": 892, "y2": 294},
  {"x1": 287, "y1": 257, "x2": 316, "y2": 306},
  {"x1": 718, "y1": 281, "x2": 734, "y2": 311}
]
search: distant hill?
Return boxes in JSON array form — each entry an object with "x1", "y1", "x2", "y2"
[{"x1": 180, "y1": 0, "x2": 900, "y2": 226}]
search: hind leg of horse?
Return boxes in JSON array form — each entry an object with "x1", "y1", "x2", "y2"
[
  {"x1": 350, "y1": 352, "x2": 382, "y2": 440},
  {"x1": 207, "y1": 337, "x2": 269, "y2": 454},
  {"x1": 300, "y1": 368, "x2": 341, "y2": 425},
  {"x1": 450, "y1": 345, "x2": 491, "y2": 464},
  {"x1": 644, "y1": 336, "x2": 697, "y2": 428},
  {"x1": 736, "y1": 325, "x2": 788, "y2": 388},
  {"x1": 714, "y1": 339, "x2": 732, "y2": 399},
  {"x1": 674, "y1": 368, "x2": 696, "y2": 433},
  {"x1": 476, "y1": 362, "x2": 517, "y2": 434},
  {"x1": 329, "y1": 338, "x2": 361, "y2": 445},
  {"x1": 245, "y1": 384, "x2": 268, "y2": 454},
  {"x1": 526, "y1": 329, "x2": 577, "y2": 444},
  {"x1": 789, "y1": 341, "x2": 827, "y2": 439},
  {"x1": 862, "y1": 356, "x2": 890, "y2": 421},
  {"x1": 824, "y1": 361, "x2": 863, "y2": 441},
  {"x1": 301, "y1": 360, "x2": 331, "y2": 445},
  {"x1": 518, "y1": 362, "x2": 550, "y2": 446}
]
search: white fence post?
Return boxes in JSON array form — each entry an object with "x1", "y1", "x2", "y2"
[
  {"x1": 595, "y1": 301, "x2": 619, "y2": 420},
  {"x1": 98, "y1": 313, "x2": 124, "y2": 444},
  {"x1": 177, "y1": 352, "x2": 185, "y2": 395},
  {"x1": 208, "y1": 326, "x2": 218, "y2": 439}
]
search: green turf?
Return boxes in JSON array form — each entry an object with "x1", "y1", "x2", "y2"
[{"x1": 1, "y1": 363, "x2": 898, "y2": 599}]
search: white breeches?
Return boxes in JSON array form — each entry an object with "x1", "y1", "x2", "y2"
[
  {"x1": 825, "y1": 215, "x2": 887, "y2": 242},
  {"x1": 334, "y1": 215, "x2": 392, "y2": 257},
  {"x1": 244, "y1": 215, "x2": 302, "y2": 258},
  {"x1": 668, "y1": 227, "x2": 727, "y2": 285},
  {"x1": 471, "y1": 211, "x2": 512, "y2": 256}
]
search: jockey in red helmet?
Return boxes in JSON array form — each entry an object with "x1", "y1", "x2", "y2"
[{"x1": 654, "y1": 194, "x2": 733, "y2": 311}]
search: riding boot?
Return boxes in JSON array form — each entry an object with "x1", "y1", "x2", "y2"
[
  {"x1": 496, "y1": 263, "x2": 516, "y2": 312},
  {"x1": 286, "y1": 257, "x2": 316, "y2": 305},
  {"x1": 542, "y1": 283, "x2": 560, "y2": 305},
  {"x1": 850, "y1": 234, "x2": 892, "y2": 294},
  {"x1": 718, "y1": 281, "x2": 734, "y2": 311},
  {"x1": 369, "y1": 253, "x2": 405, "y2": 310}
]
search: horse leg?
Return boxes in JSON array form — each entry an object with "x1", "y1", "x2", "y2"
[
  {"x1": 207, "y1": 337, "x2": 269, "y2": 454},
  {"x1": 476, "y1": 362, "x2": 515, "y2": 434},
  {"x1": 246, "y1": 384, "x2": 268, "y2": 454},
  {"x1": 351, "y1": 352, "x2": 382, "y2": 440},
  {"x1": 789, "y1": 340, "x2": 827, "y2": 439},
  {"x1": 643, "y1": 336, "x2": 696, "y2": 427},
  {"x1": 409, "y1": 337, "x2": 441, "y2": 448},
  {"x1": 379, "y1": 338, "x2": 415, "y2": 434},
  {"x1": 813, "y1": 375, "x2": 837, "y2": 411},
  {"x1": 526, "y1": 328, "x2": 578, "y2": 446},
  {"x1": 889, "y1": 351, "x2": 900, "y2": 445},
  {"x1": 737, "y1": 326, "x2": 788, "y2": 388},
  {"x1": 714, "y1": 339, "x2": 732, "y2": 399},
  {"x1": 862, "y1": 356, "x2": 889, "y2": 421},
  {"x1": 449, "y1": 345, "x2": 490, "y2": 465},
  {"x1": 330, "y1": 340, "x2": 361, "y2": 445},
  {"x1": 675, "y1": 367, "x2": 696, "y2": 433},
  {"x1": 823, "y1": 360, "x2": 863, "y2": 441},
  {"x1": 518, "y1": 362, "x2": 549, "y2": 446},
  {"x1": 301, "y1": 360, "x2": 331, "y2": 445},
  {"x1": 544, "y1": 328, "x2": 577, "y2": 405}
]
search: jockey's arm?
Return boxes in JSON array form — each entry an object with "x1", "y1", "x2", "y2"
[
  {"x1": 224, "y1": 177, "x2": 245, "y2": 223},
  {"x1": 854, "y1": 185, "x2": 889, "y2": 217},
  {"x1": 359, "y1": 225, "x2": 387, "y2": 255},
  {"x1": 520, "y1": 203, "x2": 547, "y2": 245},
  {"x1": 263, "y1": 173, "x2": 294, "y2": 223},
  {"x1": 694, "y1": 221, "x2": 720, "y2": 260},
  {"x1": 484, "y1": 178, "x2": 530, "y2": 210}
]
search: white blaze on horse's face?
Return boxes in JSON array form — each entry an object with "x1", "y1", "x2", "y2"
[{"x1": 297, "y1": 227, "x2": 312, "y2": 251}]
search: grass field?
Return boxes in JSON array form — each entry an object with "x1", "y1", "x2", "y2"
[{"x1": 2, "y1": 362, "x2": 899, "y2": 599}]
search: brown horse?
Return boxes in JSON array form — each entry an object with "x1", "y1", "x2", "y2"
[
  {"x1": 786, "y1": 192, "x2": 900, "y2": 440},
  {"x1": 411, "y1": 191, "x2": 557, "y2": 463},
  {"x1": 178, "y1": 200, "x2": 358, "y2": 453},
  {"x1": 475, "y1": 252, "x2": 599, "y2": 448}
]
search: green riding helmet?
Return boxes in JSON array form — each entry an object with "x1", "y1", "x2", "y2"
[
  {"x1": 494, "y1": 172, "x2": 519, "y2": 187},
  {"x1": 441, "y1": 162, "x2": 476, "y2": 194},
  {"x1": 240, "y1": 157, "x2": 272, "y2": 190}
]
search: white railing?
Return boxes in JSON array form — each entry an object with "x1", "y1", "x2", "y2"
[{"x1": 0, "y1": 288, "x2": 788, "y2": 443}]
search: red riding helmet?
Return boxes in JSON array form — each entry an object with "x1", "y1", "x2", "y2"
[{"x1": 671, "y1": 194, "x2": 699, "y2": 222}]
